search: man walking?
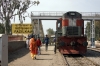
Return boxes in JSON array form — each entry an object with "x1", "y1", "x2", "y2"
[
  {"x1": 44, "y1": 35, "x2": 49, "y2": 51},
  {"x1": 36, "y1": 37, "x2": 41, "y2": 55}
]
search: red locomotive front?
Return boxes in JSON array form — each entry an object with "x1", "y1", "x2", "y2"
[{"x1": 55, "y1": 11, "x2": 88, "y2": 54}]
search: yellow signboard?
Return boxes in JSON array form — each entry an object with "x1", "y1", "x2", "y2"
[{"x1": 12, "y1": 24, "x2": 33, "y2": 34}]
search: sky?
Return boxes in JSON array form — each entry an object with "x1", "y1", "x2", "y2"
[{"x1": 12, "y1": 0, "x2": 100, "y2": 35}]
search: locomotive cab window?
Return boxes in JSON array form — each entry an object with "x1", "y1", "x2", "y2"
[
  {"x1": 70, "y1": 13, "x2": 75, "y2": 16},
  {"x1": 58, "y1": 23, "x2": 60, "y2": 28}
]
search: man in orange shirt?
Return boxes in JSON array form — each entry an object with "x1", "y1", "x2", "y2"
[{"x1": 29, "y1": 34, "x2": 38, "y2": 60}]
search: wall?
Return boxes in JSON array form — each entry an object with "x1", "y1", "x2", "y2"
[
  {"x1": 8, "y1": 35, "x2": 24, "y2": 41},
  {"x1": 8, "y1": 41, "x2": 26, "y2": 53}
]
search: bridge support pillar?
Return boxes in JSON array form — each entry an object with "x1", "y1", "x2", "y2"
[
  {"x1": 32, "y1": 19, "x2": 38, "y2": 38},
  {"x1": 38, "y1": 19, "x2": 40, "y2": 37},
  {"x1": 90, "y1": 19, "x2": 96, "y2": 48},
  {"x1": 31, "y1": 19, "x2": 43, "y2": 38}
]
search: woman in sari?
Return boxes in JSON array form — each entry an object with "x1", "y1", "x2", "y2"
[{"x1": 29, "y1": 35, "x2": 38, "y2": 60}]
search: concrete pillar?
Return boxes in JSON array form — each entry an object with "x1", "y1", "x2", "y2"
[
  {"x1": 32, "y1": 19, "x2": 38, "y2": 38},
  {"x1": 90, "y1": 19, "x2": 96, "y2": 48},
  {"x1": 0, "y1": 34, "x2": 8, "y2": 66},
  {"x1": 40, "y1": 21, "x2": 44, "y2": 37},
  {"x1": 31, "y1": 19, "x2": 44, "y2": 38}
]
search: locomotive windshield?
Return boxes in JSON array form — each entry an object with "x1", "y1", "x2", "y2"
[
  {"x1": 70, "y1": 12, "x2": 75, "y2": 16},
  {"x1": 58, "y1": 23, "x2": 60, "y2": 28}
]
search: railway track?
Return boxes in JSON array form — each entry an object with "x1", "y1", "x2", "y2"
[
  {"x1": 62, "y1": 54, "x2": 100, "y2": 66},
  {"x1": 88, "y1": 48, "x2": 100, "y2": 52}
]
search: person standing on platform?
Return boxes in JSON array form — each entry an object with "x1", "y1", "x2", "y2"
[
  {"x1": 53, "y1": 38, "x2": 56, "y2": 45},
  {"x1": 26, "y1": 34, "x2": 30, "y2": 48},
  {"x1": 44, "y1": 35, "x2": 49, "y2": 51},
  {"x1": 36, "y1": 37, "x2": 41, "y2": 55},
  {"x1": 29, "y1": 34, "x2": 38, "y2": 60},
  {"x1": 42, "y1": 38, "x2": 45, "y2": 45}
]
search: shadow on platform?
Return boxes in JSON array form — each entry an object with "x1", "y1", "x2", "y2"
[
  {"x1": 36, "y1": 58, "x2": 52, "y2": 60},
  {"x1": 83, "y1": 49, "x2": 100, "y2": 57},
  {"x1": 40, "y1": 54, "x2": 54, "y2": 55},
  {"x1": 8, "y1": 48, "x2": 29, "y2": 63}
]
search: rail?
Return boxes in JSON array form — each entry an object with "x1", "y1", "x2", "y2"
[{"x1": 31, "y1": 11, "x2": 100, "y2": 17}]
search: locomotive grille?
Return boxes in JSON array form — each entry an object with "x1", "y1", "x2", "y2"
[{"x1": 66, "y1": 26, "x2": 81, "y2": 36}]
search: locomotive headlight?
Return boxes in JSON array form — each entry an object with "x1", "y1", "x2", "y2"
[
  {"x1": 81, "y1": 34, "x2": 83, "y2": 36},
  {"x1": 83, "y1": 41, "x2": 88, "y2": 46},
  {"x1": 70, "y1": 41, "x2": 76, "y2": 46}
]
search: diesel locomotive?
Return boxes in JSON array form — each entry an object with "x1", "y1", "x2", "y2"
[{"x1": 55, "y1": 11, "x2": 88, "y2": 54}]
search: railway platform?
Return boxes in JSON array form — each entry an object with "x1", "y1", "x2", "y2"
[{"x1": 8, "y1": 45, "x2": 66, "y2": 66}]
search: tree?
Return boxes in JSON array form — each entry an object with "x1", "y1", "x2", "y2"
[
  {"x1": 0, "y1": 0, "x2": 40, "y2": 34},
  {"x1": 86, "y1": 21, "x2": 100, "y2": 40},
  {"x1": 95, "y1": 21, "x2": 100, "y2": 40},
  {"x1": 85, "y1": 22, "x2": 90, "y2": 40},
  {"x1": 0, "y1": 23, "x2": 5, "y2": 33},
  {"x1": 46, "y1": 28, "x2": 55, "y2": 36}
]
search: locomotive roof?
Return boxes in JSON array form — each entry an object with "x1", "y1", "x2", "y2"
[{"x1": 62, "y1": 11, "x2": 82, "y2": 18}]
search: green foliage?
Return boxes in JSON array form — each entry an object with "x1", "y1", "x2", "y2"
[
  {"x1": 0, "y1": 23, "x2": 5, "y2": 33},
  {"x1": 85, "y1": 22, "x2": 90, "y2": 40},
  {"x1": 95, "y1": 21, "x2": 100, "y2": 40},
  {"x1": 86, "y1": 21, "x2": 100, "y2": 41},
  {"x1": 46, "y1": 28, "x2": 55, "y2": 36}
]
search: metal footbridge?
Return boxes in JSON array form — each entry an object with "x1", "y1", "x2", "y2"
[
  {"x1": 31, "y1": 11, "x2": 100, "y2": 20},
  {"x1": 31, "y1": 11, "x2": 100, "y2": 48}
]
